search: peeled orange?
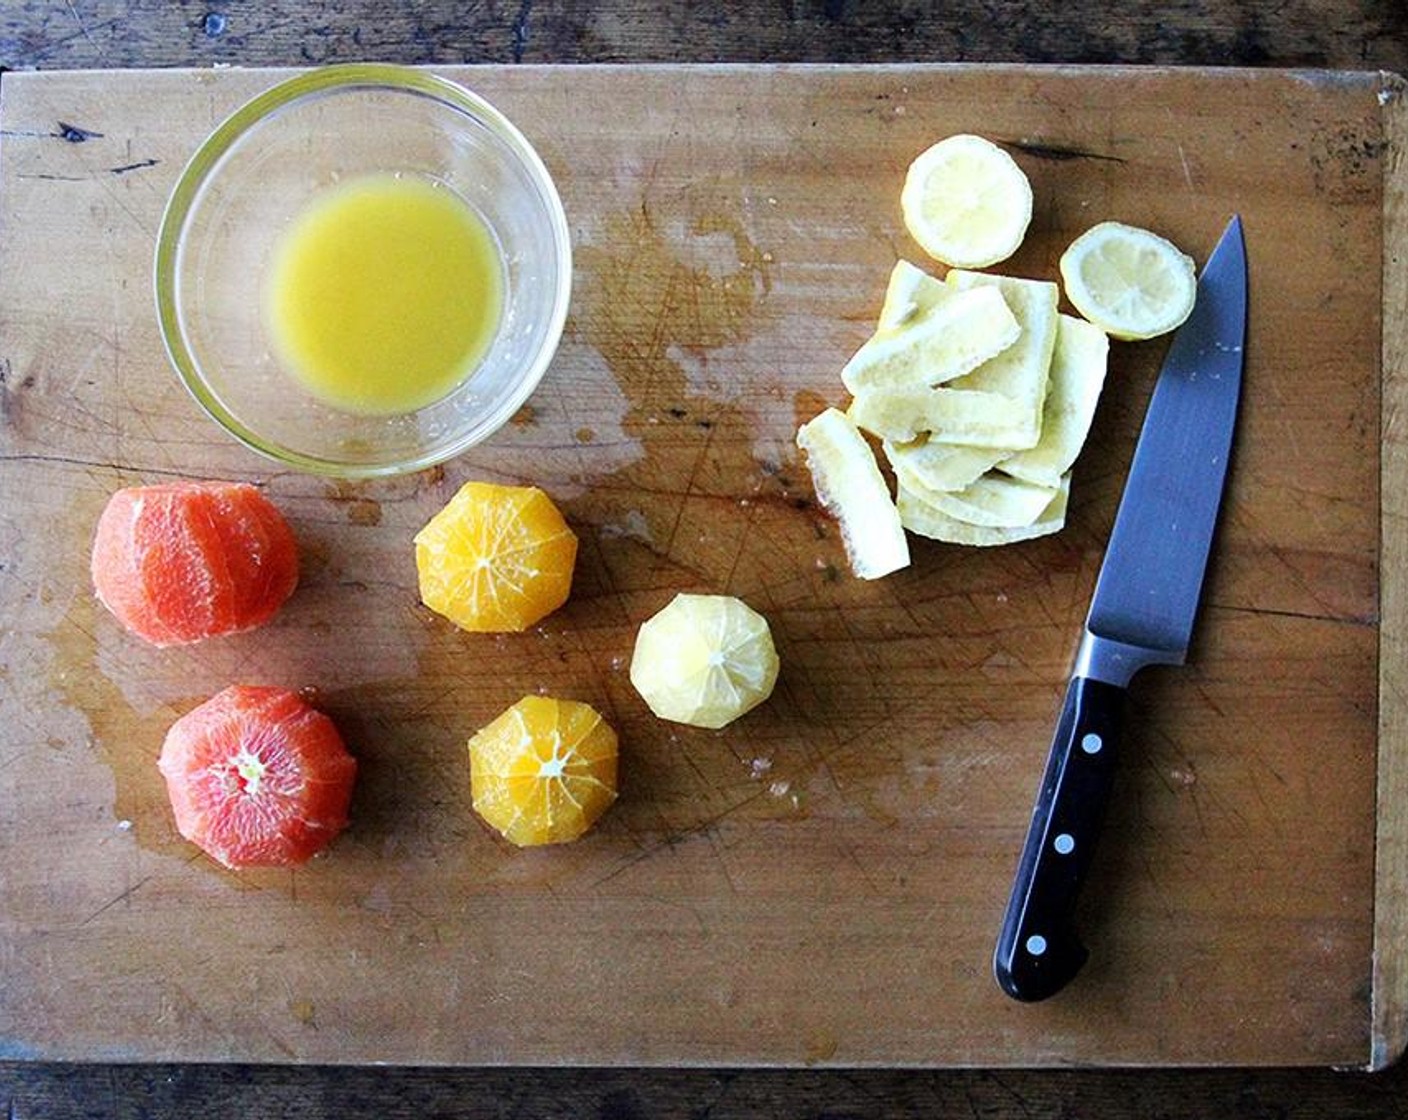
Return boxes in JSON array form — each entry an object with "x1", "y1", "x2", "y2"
[
  {"x1": 469, "y1": 695, "x2": 618, "y2": 847},
  {"x1": 91, "y1": 481, "x2": 298, "y2": 647},
  {"x1": 158, "y1": 685, "x2": 357, "y2": 869},
  {"x1": 414, "y1": 481, "x2": 577, "y2": 633}
]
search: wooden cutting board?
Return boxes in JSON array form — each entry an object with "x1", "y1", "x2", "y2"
[{"x1": 1, "y1": 64, "x2": 1404, "y2": 1069}]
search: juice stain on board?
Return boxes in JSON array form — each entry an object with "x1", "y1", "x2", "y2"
[
  {"x1": 568, "y1": 189, "x2": 824, "y2": 576},
  {"x1": 47, "y1": 589, "x2": 194, "y2": 862},
  {"x1": 571, "y1": 191, "x2": 774, "y2": 498},
  {"x1": 568, "y1": 189, "x2": 841, "y2": 831},
  {"x1": 48, "y1": 582, "x2": 467, "y2": 893}
]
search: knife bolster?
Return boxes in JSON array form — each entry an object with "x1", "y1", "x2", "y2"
[{"x1": 1074, "y1": 630, "x2": 1184, "y2": 688}]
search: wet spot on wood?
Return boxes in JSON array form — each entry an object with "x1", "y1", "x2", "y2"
[
  {"x1": 804, "y1": 1028, "x2": 839, "y2": 1064},
  {"x1": 47, "y1": 588, "x2": 193, "y2": 862},
  {"x1": 288, "y1": 998, "x2": 316, "y2": 1026},
  {"x1": 324, "y1": 482, "x2": 383, "y2": 527},
  {"x1": 347, "y1": 499, "x2": 381, "y2": 526}
]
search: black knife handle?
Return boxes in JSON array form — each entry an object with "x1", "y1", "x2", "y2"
[{"x1": 994, "y1": 676, "x2": 1125, "y2": 1002}]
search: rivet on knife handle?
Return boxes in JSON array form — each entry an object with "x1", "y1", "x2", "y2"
[{"x1": 993, "y1": 674, "x2": 1124, "y2": 1002}]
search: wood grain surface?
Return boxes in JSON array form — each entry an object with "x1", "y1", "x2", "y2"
[
  {"x1": 3, "y1": 2, "x2": 1408, "y2": 1118},
  {"x1": 2, "y1": 61, "x2": 1396, "y2": 1070},
  {"x1": 1, "y1": 61, "x2": 1393, "y2": 1069},
  {"x1": 1377, "y1": 77, "x2": 1408, "y2": 1076},
  {"x1": 2, "y1": 0, "x2": 1407, "y2": 72}
]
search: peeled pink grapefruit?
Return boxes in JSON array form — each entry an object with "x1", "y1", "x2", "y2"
[
  {"x1": 158, "y1": 685, "x2": 356, "y2": 869},
  {"x1": 91, "y1": 481, "x2": 298, "y2": 647}
]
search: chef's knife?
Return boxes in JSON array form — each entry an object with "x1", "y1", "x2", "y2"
[{"x1": 993, "y1": 216, "x2": 1247, "y2": 1002}]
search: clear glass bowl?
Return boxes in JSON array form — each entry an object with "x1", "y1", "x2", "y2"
[{"x1": 154, "y1": 64, "x2": 572, "y2": 478}]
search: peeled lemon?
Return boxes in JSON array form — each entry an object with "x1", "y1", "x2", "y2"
[
  {"x1": 1058, "y1": 221, "x2": 1197, "y2": 341},
  {"x1": 900, "y1": 134, "x2": 1033, "y2": 269},
  {"x1": 629, "y1": 594, "x2": 779, "y2": 730},
  {"x1": 898, "y1": 474, "x2": 1071, "y2": 547}
]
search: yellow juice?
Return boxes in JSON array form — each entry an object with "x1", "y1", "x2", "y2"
[{"x1": 264, "y1": 174, "x2": 503, "y2": 416}]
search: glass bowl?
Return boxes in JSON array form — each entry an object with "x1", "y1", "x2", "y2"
[{"x1": 154, "y1": 64, "x2": 572, "y2": 478}]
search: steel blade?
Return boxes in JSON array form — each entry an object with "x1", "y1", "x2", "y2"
[{"x1": 1085, "y1": 216, "x2": 1247, "y2": 659}]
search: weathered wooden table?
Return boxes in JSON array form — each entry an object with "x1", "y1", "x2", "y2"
[{"x1": 3, "y1": 3, "x2": 1408, "y2": 1117}]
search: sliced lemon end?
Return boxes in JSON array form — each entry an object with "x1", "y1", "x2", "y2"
[
  {"x1": 900, "y1": 134, "x2": 1033, "y2": 269},
  {"x1": 850, "y1": 385, "x2": 1038, "y2": 449},
  {"x1": 796, "y1": 407, "x2": 911, "y2": 580},
  {"x1": 999, "y1": 314, "x2": 1111, "y2": 488},
  {"x1": 884, "y1": 437, "x2": 1006, "y2": 494},
  {"x1": 912, "y1": 471, "x2": 1061, "y2": 530},
  {"x1": 944, "y1": 270, "x2": 1059, "y2": 447},
  {"x1": 629, "y1": 593, "x2": 780, "y2": 729},
  {"x1": 1059, "y1": 221, "x2": 1197, "y2": 341}
]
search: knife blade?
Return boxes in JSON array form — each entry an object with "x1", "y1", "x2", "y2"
[{"x1": 993, "y1": 215, "x2": 1248, "y2": 1002}]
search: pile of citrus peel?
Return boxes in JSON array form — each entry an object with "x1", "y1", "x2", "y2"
[{"x1": 796, "y1": 133, "x2": 1198, "y2": 579}]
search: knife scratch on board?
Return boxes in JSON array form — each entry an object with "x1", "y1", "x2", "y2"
[
  {"x1": 78, "y1": 875, "x2": 156, "y2": 927},
  {"x1": 589, "y1": 787, "x2": 773, "y2": 887},
  {"x1": 0, "y1": 121, "x2": 104, "y2": 142},
  {"x1": 1177, "y1": 143, "x2": 1194, "y2": 189},
  {"x1": 1215, "y1": 599, "x2": 1376, "y2": 627},
  {"x1": 0, "y1": 358, "x2": 12, "y2": 424},
  {"x1": 704, "y1": 826, "x2": 741, "y2": 896},
  {"x1": 108, "y1": 157, "x2": 159, "y2": 175},
  {"x1": 1007, "y1": 140, "x2": 1126, "y2": 164},
  {"x1": 1137, "y1": 849, "x2": 1176, "y2": 920},
  {"x1": 15, "y1": 158, "x2": 160, "y2": 182}
]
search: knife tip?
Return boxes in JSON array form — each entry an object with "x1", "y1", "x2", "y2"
[{"x1": 1206, "y1": 215, "x2": 1248, "y2": 277}]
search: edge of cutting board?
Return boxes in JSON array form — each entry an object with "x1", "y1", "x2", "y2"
[
  {"x1": 1375, "y1": 68, "x2": 1408, "y2": 1073},
  {"x1": 0, "y1": 62, "x2": 1402, "y2": 1069}
]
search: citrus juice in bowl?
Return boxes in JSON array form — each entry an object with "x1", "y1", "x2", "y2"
[
  {"x1": 155, "y1": 64, "x2": 571, "y2": 478},
  {"x1": 264, "y1": 173, "x2": 505, "y2": 417}
]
